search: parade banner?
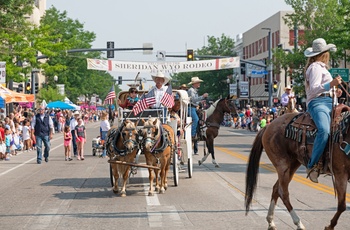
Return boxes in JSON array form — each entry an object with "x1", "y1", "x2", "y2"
[{"x1": 87, "y1": 57, "x2": 240, "y2": 73}]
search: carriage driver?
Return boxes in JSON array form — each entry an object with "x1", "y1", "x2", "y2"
[
  {"x1": 150, "y1": 70, "x2": 172, "y2": 108},
  {"x1": 280, "y1": 85, "x2": 295, "y2": 107},
  {"x1": 187, "y1": 77, "x2": 208, "y2": 143}
]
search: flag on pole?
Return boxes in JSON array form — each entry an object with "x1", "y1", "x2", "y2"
[
  {"x1": 104, "y1": 85, "x2": 116, "y2": 105},
  {"x1": 161, "y1": 85, "x2": 174, "y2": 108},
  {"x1": 132, "y1": 88, "x2": 156, "y2": 115}
]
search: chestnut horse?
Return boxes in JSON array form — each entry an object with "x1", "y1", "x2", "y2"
[
  {"x1": 245, "y1": 111, "x2": 350, "y2": 230},
  {"x1": 141, "y1": 118, "x2": 175, "y2": 196},
  {"x1": 197, "y1": 96, "x2": 237, "y2": 167},
  {"x1": 106, "y1": 120, "x2": 138, "y2": 197}
]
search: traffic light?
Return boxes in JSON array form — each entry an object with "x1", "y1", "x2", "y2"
[
  {"x1": 26, "y1": 82, "x2": 31, "y2": 94},
  {"x1": 118, "y1": 76, "x2": 122, "y2": 85},
  {"x1": 17, "y1": 83, "x2": 23, "y2": 93},
  {"x1": 35, "y1": 82, "x2": 39, "y2": 94},
  {"x1": 187, "y1": 49, "x2": 194, "y2": 61},
  {"x1": 264, "y1": 80, "x2": 269, "y2": 92},
  {"x1": 240, "y1": 63, "x2": 246, "y2": 75},
  {"x1": 273, "y1": 80, "x2": 278, "y2": 93},
  {"x1": 107, "y1": 41, "x2": 114, "y2": 58}
]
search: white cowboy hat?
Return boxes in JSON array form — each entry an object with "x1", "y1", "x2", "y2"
[
  {"x1": 73, "y1": 111, "x2": 80, "y2": 115},
  {"x1": 285, "y1": 85, "x2": 292, "y2": 90},
  {"x1": 151, "y1": 71, "x2": 171, "y2": 85},
  {"x1": 188, "y1": 76, "x2": 203, "y2": 85},
  {"x1": 304, "y1": 38, "x2": 337, "y2": 57}
]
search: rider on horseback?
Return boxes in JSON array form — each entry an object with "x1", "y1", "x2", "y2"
[
  {"x1": 304, "y1": 38, "x2": 342, "y2": 183},
  {"x1": 280, "y1": 85, "x2": 294, "y2": 107}
]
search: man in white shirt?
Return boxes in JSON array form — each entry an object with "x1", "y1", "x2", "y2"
[
  {"x1": 280, "y1": 85, "x2": 294, "y2": 107},
  {"x1": 69, "y1": 111, "x2": 81, "y2": 157},
  {"x1": 150, "y1": 71, "x2": 172, "y2": 108}
]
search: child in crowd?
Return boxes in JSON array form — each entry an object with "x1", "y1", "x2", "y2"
[
  {"x1": 75, "y1": 118, "x2": 86, "y2": 160},
  {"x1": 22, "y1": 119, "x2": 32, "y2": 151},
  {"x1": 63, "y1": 125, "x2": 73, "y2": 161},
  {"x1": 5, "y1": 127, "x2": 11, "y2": 161}
]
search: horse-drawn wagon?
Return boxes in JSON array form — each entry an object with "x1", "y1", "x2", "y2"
[{"x1": 105, "y1": 89, "x2": 193, "y2": 196}]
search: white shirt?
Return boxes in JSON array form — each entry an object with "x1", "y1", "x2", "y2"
[
  {"x1": 281, "y1": 92, "x2": 294, "y2": 106},
  {"x1": 100, "y1": 120, "x2": 111, "y2": 132},
  {"x1": 305, "y1": 61, "x2": 333, "y2": 106},
  {"x1": 152, "y1": 85, "x2": 167, "y2": 108}
]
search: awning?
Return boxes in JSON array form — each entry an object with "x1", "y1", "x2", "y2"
[
  {"x1": 47, "y1": 101, "x2": 76, "y2": 110},
  {"x1": 0, "y1": 85, "x2": 35, "y2": 103},
  {"x1": 0, "y1": 97, "x2": 5, "y2": 108}
]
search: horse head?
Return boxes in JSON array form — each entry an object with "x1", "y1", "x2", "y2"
[
  {"x1": 141, "y1": 118, "x2": 161, "y2": 152},
  {"x1": 224, "y1": 95, "x2": 238, "y2": 115},
  {"x1": 120, "y1": 120, "x2": 138, "y2": 153},
  {"x1": 286, "y1": 95, "x2": 298, "y2": 113}
]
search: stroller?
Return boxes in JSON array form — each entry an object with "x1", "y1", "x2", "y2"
[{"x1": 92, "y1": 136, "x2": 104, "y2": 156}]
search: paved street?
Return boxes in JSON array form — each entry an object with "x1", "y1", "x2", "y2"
[{"x1": 0, "y1": 121, "x2": 350, "y2": 230}]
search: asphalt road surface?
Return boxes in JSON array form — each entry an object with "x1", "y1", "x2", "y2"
[{"x1": 0, "y1": 121, "x2": 350, "y2": 230}]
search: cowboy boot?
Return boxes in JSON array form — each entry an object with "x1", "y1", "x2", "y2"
[{"x1": 306, "y1": 165, "x2": 319, "y2": 183}]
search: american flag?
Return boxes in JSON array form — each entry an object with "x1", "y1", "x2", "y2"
[
  {"x1": 132, "y1": 88, "x2": 156, "y2": 115},
  {"x1": 104, "y1": 85, "x2": 116, "y2": 105},
  {"x1": 161, "y1": 85, "x2": 174, "y2": 108}
]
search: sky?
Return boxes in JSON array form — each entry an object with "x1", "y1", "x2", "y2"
[{"x1": 46, "y1": 0, "x2": 293, "y2": 90}]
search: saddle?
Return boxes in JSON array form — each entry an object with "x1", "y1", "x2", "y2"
[{"x1": 286, "y1": 103, "x2": 350, "y2": 172}]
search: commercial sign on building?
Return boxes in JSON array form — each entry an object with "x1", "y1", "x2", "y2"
[
  {"x1": 230, "y1": 83, "x2": 237, "y2": 98},
  {"x1": 246, "y1": 60, "x2": 266, "y2": 78},
  {"x1": 239, "y1": 81, "x2": 249, "y2": 98},
  {"x1": 0, "y1": 62, "x2": 6, "y2": 86}
]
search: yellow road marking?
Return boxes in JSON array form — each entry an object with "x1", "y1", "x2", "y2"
[{"x1": 216, "y1": 146, "x2": 350, "y2": 202}]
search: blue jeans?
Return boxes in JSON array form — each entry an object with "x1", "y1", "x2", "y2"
[
  {"x1": 36, "y1": 135, "x2": 50, "y2": 161},
  {"x1": 307, "y1": 97, "x2": 332, "y2": 168},
  {"x1": 190, "y1": 107, "x2": 199, "y2": 137},
  {"x1": 101, "y1": 131, "x2": 108, "y2": 157}
]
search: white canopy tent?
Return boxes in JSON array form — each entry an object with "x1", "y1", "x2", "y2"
[{"x1": 64, "y1": 97, "x2": 80, "y2": 110}]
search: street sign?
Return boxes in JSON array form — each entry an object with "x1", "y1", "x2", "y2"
[
  {"x1": 329, "y1": 68, "x2": 349, "y2": 82},
  {"x1": 251, "y1": 70, "x2": 268, "y2": 75}
]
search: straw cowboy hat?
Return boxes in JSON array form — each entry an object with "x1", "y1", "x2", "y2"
[
  {"x1": 179, "y1": 84, "x2": 188, "y2": 89},
  {"x1": 285, "y1": 85, "x2": 292, "y2": 90},
  {"x1": 188, "y1": 76, "x2": 203, "y2": 85},
  {"x1": 304, "y1": 38, "x2": 337, "y2": 57},
  {"x1": 151, "y1": 71, "x2": 171, "y2": 85}
]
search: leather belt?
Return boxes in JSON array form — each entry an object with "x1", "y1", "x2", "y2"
[{"x1": 318, "y1": 93, "x2": 331, "y2": 98}]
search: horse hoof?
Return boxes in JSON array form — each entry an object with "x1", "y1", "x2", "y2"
[
  {"x1": 113, "y1": 189, "x2": 119, "y2": 194},
  {"x1": 215, "y1": 164, "x2": 220, "y2": 168},
  {"x1": 120, "y1": 191, "x2": 126, "y2": 197},
  {"x1": 159, "y1": 188, "x2": 165, "y2": 194},
  {"x1": 148, "y1": 191, "x2": 154, "y2": 196},
  {"x1": 155, "y1": 187, "x2": 159, "y2": 192},
  {"x1": 198, "y1": 160, "x2": 202, "y2": 166},
  {"x1": 324, "y1": 226, "x2": 333, "y2": 230}
]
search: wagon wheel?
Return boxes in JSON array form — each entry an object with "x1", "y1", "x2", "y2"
[
  {"x1": 109, "y1": 164, "x2": 114, "y2": 187},
  {"x1": 173, "y1": 147, "x2": 179, "y2": 186}
]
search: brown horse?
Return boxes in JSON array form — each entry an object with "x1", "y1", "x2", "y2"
[
  {"x1": 141, "y1": 118, "x2": 175, "y2": 196},
  {"x1": 197, "y1": 96, "x2": 237, "y2": 167},
  {"x1": 279, "y1": 95, "x2": 299, "y2": 116},
  {"x1": 106, "y1": 120, "x2": 138, "y2": 197},
  {"x1": 245, "y1": 111, "x2": 350, "y2": 230}
]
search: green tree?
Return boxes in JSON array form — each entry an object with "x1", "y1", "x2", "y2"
[
  {"x1": 172, "y1": 34, "x2": 236, "y2": 99},
  {"x1": 39, "y1": 7, "x2": 118, "y2": 103},
  {"x1": 37, "y1": 86, "x2": 65, "y2": 103}
]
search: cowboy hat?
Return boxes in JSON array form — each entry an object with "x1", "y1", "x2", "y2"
[
  {"x1": 285, "y1": 85, "x2": 292, "y2": 90},
  {"x1": 304, "y1": 38, "x2": 337, "y2": 57},
  {"x1": 188, "y1": 76, "x2": 203, "y2": 85},
  {"x1": 151, "y1": 71, "x2": 171, "y2": 85},
  {"x1": 73, "y1": 111, "x2": 80, "y2": 115},
  {"x1": 180, "y1": 84, "x2": 188, "y2": 89}
]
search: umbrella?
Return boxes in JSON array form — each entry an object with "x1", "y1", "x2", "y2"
[
  {"x1": 41, "y1": 100, "x2": 47, "y2": 108},
  {"x1": 46, "y1": 101, "x2": 76, "y2": 110}
]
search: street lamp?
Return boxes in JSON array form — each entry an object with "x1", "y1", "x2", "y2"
[
  {"x1": 54, "y1": 75, "x2": 58, "y2": 82},
  {"x1": 262, "y1": 28, "x2": 273, "y2": 107}
]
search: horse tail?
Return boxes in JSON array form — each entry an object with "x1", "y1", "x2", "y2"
[{"x1": 245, "y1": 127, "x2": 266, "y2": 215}]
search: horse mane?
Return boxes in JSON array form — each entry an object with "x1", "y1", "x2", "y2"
[{"x1": 205, "y1": 99, "x2": 220, "y2": 117}]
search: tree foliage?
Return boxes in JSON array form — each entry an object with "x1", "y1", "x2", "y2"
[{"x1": 172, "y1": 34, "x2": 236, "y2": 100}]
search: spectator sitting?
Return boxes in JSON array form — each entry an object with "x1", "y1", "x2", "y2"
[{"x1": 118, "y1": 87, "x2": 139, "y2": 109}]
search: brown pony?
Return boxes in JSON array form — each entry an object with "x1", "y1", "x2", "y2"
[
  {"x1": 245, "y1": 111, "x2": 350, "y2": 230},
  {"x1": 197, "y1": 97, "x2": 237, "y2": 167},
  {"x1": 141, "y1": 118, "x2": 175, "y2": 196},
  {"x1": 106, "y1": 120, "x2": 138, "y2": 197}
]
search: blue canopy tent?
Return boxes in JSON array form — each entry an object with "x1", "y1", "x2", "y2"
[
  {"x1": 46, "y1": 101, "x2": 76, "y2": 110},
  {"x1": 0, "y1": 97, "x2": 5, "y2": 108}
]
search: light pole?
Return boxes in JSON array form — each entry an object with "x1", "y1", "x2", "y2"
[{"x1": 262, "y1": 28, "x2": 273, "y2": 107}]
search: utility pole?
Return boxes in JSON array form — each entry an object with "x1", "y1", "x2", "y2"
[{"x1": 262, "y1": 28, "x2": 273, "y2": 107}]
